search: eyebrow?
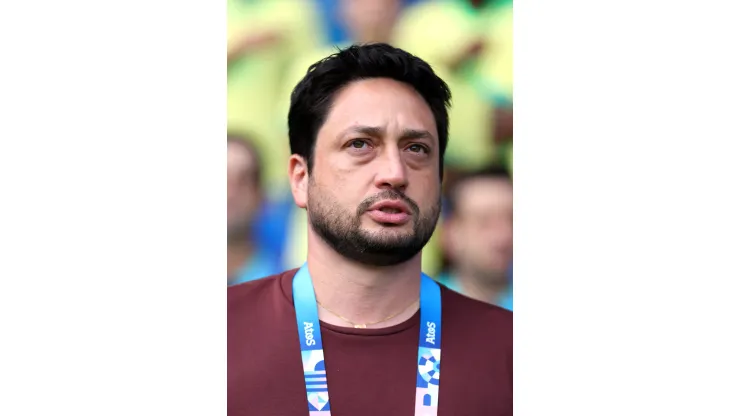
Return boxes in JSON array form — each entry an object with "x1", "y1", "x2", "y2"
[{"x1": 338, "y1": 125, "x2": 435, "y2": 142}]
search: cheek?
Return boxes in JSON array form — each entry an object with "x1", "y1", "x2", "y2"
[
  {"x1": 411, "y1": 181, "x2": 440, "y2": 210},
  {"x1": 412, "y1": 167, "x2": 440, "y2": 187},
  {"x1": 324, "y1": 165, "x2": 368, "y2": 202}
]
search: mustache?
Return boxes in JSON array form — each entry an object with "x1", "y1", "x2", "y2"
[{"x1": 356, "y1": 189, "x2": 420, "y2": 216}]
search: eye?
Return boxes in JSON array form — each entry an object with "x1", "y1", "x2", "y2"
[
  {"x1": 347, "y1": 139, "x2": 372, "y2": 150},
  {"x1": 406, "y1": 143, "x2": 429, "y2": 154},
  {"x1": 350, "y1": 140, "x2": 367, "y2": 149}
]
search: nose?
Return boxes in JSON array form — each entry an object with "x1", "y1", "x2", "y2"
[{"x1": 374, "y1": 147, "x2": 408, "y2": 191}]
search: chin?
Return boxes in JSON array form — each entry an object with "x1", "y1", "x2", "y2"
[
  {"x1": 361, "y1": 227, "x2": 414, "y2": 242},
  {"x1": 363, "y1": 224, "x2": 413, "y2": 236},
  {"x1": 363, "y1": 218, "x2": 412, "y2": 228}
]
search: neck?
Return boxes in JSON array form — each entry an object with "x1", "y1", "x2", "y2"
[
  {"x1": 453, "y1": 268, "x2": 510, "y2": 305},
  {"x1": 306, "y1": 232, "x2": 421, "y2": 329},
  {"x1": 227, "y1": 239, "x2": 254, "y2": 284}
]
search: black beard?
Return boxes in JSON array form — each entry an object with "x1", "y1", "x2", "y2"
[{"x1": 308, "y1": 186, "x2": 441, "y2": 267}]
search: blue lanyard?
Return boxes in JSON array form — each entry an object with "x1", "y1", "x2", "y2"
[{"x1": 292, "y1": 264, "x2": 443, "y2": 415}]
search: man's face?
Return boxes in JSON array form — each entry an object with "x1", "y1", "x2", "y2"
[
  {"x1": 448, "y1": 178, "x2": 513, "y2": 277},
  {"x1": 227, "y1": 142, "x2": 261, "y2": 239},
  {"x1": 304, "y1": 78, "x2": 442, "y2": 266}
]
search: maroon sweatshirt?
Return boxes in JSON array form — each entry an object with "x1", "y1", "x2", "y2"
[{"x1": 228, "y1": 269, "x2": 512, "y2": 415}]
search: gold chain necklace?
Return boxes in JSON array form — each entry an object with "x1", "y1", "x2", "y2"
[{"x1": 316, "y1": 298, "x2": 420, "y2": 329}]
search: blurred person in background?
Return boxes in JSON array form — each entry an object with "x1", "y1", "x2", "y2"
[
  {"x1": 395, "y1": 0, "x2": 514, "y2": 173},
  {"x1": 471, "y1": 0, "x2": 514, "y2": 170},
  {"x1": 229, "y1": 43, "x2": 512, "y2": 415},
  {"x1": 313, "y1": 0, "x2": 423, "y2": 45},
  {"x1": 228, "y1": 0, "x2": 324, "y2": 192},
  {"x1": 227, "y1": 134, "x2": 281, "y2": 286},
  {"x1": 438, "y1": 164, "x2": 513, "y2": 310},
  {"x1": 470, "y1": 0, "x2": 513, "y2": 106},
  {"x1": 275, "y1": 0, "x2": 406, "y2": 122},
  {"x1": 338, "y1": 0, "x2": 402, "y2": 44},
  {"x1": 394, "y1": 0, "x2": 500, "y2": 170},
  {"x1": 228, "y1": 0, "x2": 329, "y2": 282}
]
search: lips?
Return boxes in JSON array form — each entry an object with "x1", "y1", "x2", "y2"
[
  {"x1": 367, "y1": 200, "x2": 410, "y2": 214},
  {"x1": 366, "y1": 200, "x2": 411, "y2": 225}
]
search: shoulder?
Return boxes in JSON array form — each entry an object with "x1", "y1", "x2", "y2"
[{"x1": 228, "y1": 268, "x2": 298, "y2": 311}]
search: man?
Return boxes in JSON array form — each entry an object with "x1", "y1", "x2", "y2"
[
  {"x1": 227, "y1": 134, "x2": 281, "y2": 285},
  {"x1": 228, "y1": 44, "x2": 512, "y2": 415},
  {"x1": 438, "y1": 165, "x2": 514, "y2": 310},
  {"x1": 275, "y1": 0, "x2": 447, "y2": 276}
]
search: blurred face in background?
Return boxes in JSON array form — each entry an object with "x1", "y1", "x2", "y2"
[
  {"x1": 339, "y1": 0, "x2": 401, "y2": 43},
  {"x1": 302, "y1": 78, "x2": 442, "y2": 266},
  {"x1": 447, "y1": 177, "x2": 513, "y2": 278},
  {"x1": 227, "y1": 141, "x2": 261, "y2": 241}
]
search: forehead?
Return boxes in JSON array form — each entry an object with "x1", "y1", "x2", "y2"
[
  {"x1": 318, "y1": 78, "x2": 437, "y2": 142},
  {"x1": 455, "y1": 178, "x2": 513, "y2": 213}
]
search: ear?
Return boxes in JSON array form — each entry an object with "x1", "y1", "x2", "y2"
[{"x1": 288, "y1": 154, "x2": 309, "y2": 209}]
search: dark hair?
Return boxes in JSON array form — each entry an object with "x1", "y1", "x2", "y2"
[
  {"x1": 288, "y1": 43, "x2": 452, "y2": 177},
  {"x1": 227, "y1": 131, "x2": 262, "y2": 188},
  {"x1": 445, "y1": 164, "x2": 512, "y2": 216}
]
